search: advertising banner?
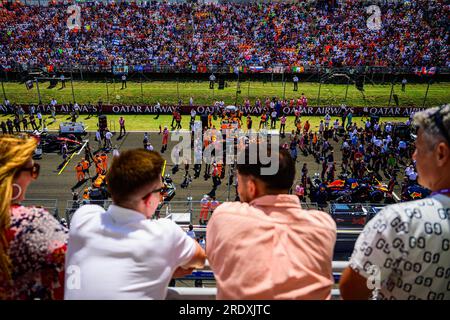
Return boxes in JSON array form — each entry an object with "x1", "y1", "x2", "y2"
[{"x1": 17, "y1": 105, "x2": 425, "y2": 117}]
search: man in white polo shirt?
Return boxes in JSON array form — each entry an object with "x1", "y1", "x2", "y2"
[{"x1": 65, "y1": 149, "x2": 206, "y2": 300}]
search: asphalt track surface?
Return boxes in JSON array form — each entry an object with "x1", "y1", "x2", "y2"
[{"x1": 26, "y1": 129, "x2": 403, "y2": 223}]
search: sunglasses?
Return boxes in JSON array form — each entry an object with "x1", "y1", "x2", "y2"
[
  {"x1": 19, "y1": 162, "x2": 40, "y2": 179},
  {"x1": 142, "y1": 186, "x2": 164, "y2": 200}
]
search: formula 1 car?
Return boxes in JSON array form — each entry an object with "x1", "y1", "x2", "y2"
[
  {"x1": 59, "y1": 122, "x2": 87, "y2": 137},
  {"x1": 310, "y1": 174, "x2": 393, "y2": 204},
  {"x1": 401, "y1": 184, "x2": 431, "y2": 201},
  {"x1": 32, "y1": 132, "x2": 83, "y2": 154}
]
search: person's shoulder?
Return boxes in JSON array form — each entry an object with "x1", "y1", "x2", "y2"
[
  {"x1": 212, "y1": 201, "x2": 249, "y2": 216},
  {"x1": 381, "y1": 197, "x2": 447, "y2": 221},
  {"x1": 142, "y1": 218, "x2": 188, "y2": 239},
  {"x1": 301, "y1": 208, "x2": 337, "y2": 231},
  {"x1": 11, "y1": 205, "x2": 53, "y2": 222},
  {"x1": 71, "y1": 204, "x2": 105, "y2": 226},
  {"x1": 144, "y1": 217, "x2": 180, "y2": 231},
  {"x1": 207, "y1": 202, "x2": 250, "y2": 232},
  {"x1": 12, "y1": 205, "x2": 67, "y2": 235}
]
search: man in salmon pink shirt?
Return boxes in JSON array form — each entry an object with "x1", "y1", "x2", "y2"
[{"x1": 207, "y1": 148, "x2": 336, "y2": 299}]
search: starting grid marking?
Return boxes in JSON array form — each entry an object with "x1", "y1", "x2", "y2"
[
  {"x1": 392, "y1": 192, "x2": 401, "y2": 202},
  {"x1": 57, "y1": 151, "x2": 78, "y2": 175},
  {"x1": 57, "y1": 140, "x2": 89, "y2": 175}
]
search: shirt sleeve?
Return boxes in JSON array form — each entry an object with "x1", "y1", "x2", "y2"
[
  {"x1": 349, "y1": 207, "x2": 407, "y2": 285},
  {"x1": 205, "y1": 204, "x2": 229, "y2": 268},
  {"x1": 70, "y1": 205, "x2": 105, "y2": 229},
  {"x1": 165, "y1": 220, "x2": 198, "y2": 268}
]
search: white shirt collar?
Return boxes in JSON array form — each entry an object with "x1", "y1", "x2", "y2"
[{"x1": 107, "y1": 204, "x2": 147, "y2": 224}]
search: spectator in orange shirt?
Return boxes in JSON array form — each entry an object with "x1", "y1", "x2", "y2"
[
  {"x1": 207, "y1": 148, "x2": 336, "y2": 299},
  {"x1": 209, "y1": 196, "x2": 220, "y2": 216}
]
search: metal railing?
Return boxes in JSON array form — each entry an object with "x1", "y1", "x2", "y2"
[
  {"x1": 65, "y1": 199, "x2": 192, "y2": 226},
  {"x1": 64, "y1": 200, "x2": 387, "y2": 225},
  {"x1": 65, "y1": 200, "x2": 320, "y2": 225},
  {"x1": 329, "y1": 201, "x2": 388, "y2": 211}
]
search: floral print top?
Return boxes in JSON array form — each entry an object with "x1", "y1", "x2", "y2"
[{"x1": 1, "y1": 205, "x2": 68, "y2": 300}]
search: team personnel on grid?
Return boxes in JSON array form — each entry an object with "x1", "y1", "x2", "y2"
[
  {"x1": 100, "y1": 153, "x2": 108, "y2": 172},
  {"x1": 209, "y1": 73, "x2": 216, "y2": 89},
  {"x1": 121, "y1": 74, "x2": 127, "y2": 89},
  {"x1": 209, "y1": 197, "x2": 220, "y2": 218},
  {"x1": 104, "y1": 130, "x2": 113, "y2": 149},
  {"x1": 199, "y1": 195, "x2": 210, "y2": 225},
  {"x1": 94, "y1": 154, "x2": 103, "y2": 176},
  {"x1": 119, "y1": 117, "x2": 126, "y2": 137},
  {"x1": 212, "y1": 162, "x2": 221, "y2": 189},
  {"x1": 75, "y1": 162, "x2": 84, "y2": 182},
  {"x1": 81, "y1": 158, "x2": 91, "y2": 179},
  {"x1": 161, "y1": 126, "x2": 169, "y2": 153},
  {"x1": 293, "y1": 75, "x2": 299, "y2": 91},
  {"x1": 60, "y1": 74, "x2": 66, "y2": 88}
]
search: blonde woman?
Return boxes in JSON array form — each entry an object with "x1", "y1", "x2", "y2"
[{"x1": 0, "y1": 136, "x2": 68, "y2": 300}]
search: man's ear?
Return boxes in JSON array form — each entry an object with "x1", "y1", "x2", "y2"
[
  {"x1": 142, "y1": 194, "x2": 153, "y2": 208},
  {"x1": 436, "y1": 142, "x2": 450, "y2": 166},
  {"x1": 246, "y1": 178, "x2": 258, "y2": 199}
]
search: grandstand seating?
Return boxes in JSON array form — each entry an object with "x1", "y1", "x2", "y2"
[{"x1": 0, "y1": 1, "x2": 447, "y2": 72}]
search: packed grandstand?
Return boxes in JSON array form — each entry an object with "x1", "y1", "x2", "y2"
[{"x1": 0, "y1": 0, "x2": 448, "y2": 73}]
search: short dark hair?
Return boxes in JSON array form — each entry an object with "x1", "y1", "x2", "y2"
[
  {"x1": 106, "y1": 149, "x2": 164, "y2": 204},
  {"x1": 236, "y1": 147, "x2": 295, "y2": 191}
]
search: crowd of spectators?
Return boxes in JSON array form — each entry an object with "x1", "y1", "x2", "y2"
[{"x1": 0, "y1": 0, "x2": 448, "y2": 72}]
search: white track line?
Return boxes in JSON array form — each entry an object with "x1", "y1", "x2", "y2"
[
  {"x1": 392, "y1": 192, "x2": 401, "y2": 202},
  {"x1": 76, "y1": 140, "x2": 89, "y2": 155}
]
